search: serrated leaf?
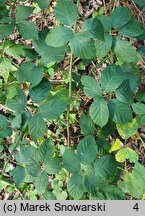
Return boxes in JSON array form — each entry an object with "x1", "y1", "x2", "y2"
[
  {"x1": 109, "y1": 139, "x2": 123, "y2": 153},
  {"x1": 27, "y1": 159, "x2": 40, "y2": 178},
  {"x1": 15, "y1": 146, "x2": 33, "y2": 165},
  {"x1": 132, "y1": 102, "x2": 145, "y2": 115},
  {"x1": 17, "y1": 21, "x2": 38, "y2": 40},
  {"x1": 67, "y1": 174, "x2": 85, "y2": 199},
  {"x1": 101, "y1": 65, "x2": 124, "y2": 92},
  {"x1": 16, "y1": 5, "x2": 34, "y2": 22},
  {"x1": 97, "y1": 15, "x2": 111, "y2": 32},
  {"x1": 79, "y1": 114, "x2": 95, "y2": 136},
  {"x1": 0, "y1": 22, "x2": 15, "y2": 39},
  {"x1": 10, "y1": 166, "x2": 25, "y2": 188},
  {"x1": 39, "y1": 98, "x2": 67, "y2": 120},
  {"x1": 45, "y1": 26, "x2": 73, "y2": 47},
  {"x1": 81, "y1": 75, "x2": 101, "y2": 98},
  {"x1": 95, "y1": 33, "x2": 112, "y2": 59},
  {"x1": 6, "y1": 88, "x2": 27, "y2": 113},
  {"x1": 39, "y1": 138, "x2": 55, "y2": 163},
  {"x1": 113, "y1": 38, "x2": 138, "y2": 62},
  {"x1": 95, "y1": 155, "x2": 119, "y2": 182},
  {"x1": 11, "y1": 114, "x2": 22, "y2": 129},
  {"x1": 115, "y1": 80, "x2": 133, "y2": 103},
  {"x1": 110, "y1": 6, "x2": 132, "y2": 28},
  {"x1": 77, "y1": 136, "x2": 98, "y2": 164},
  {"x1": 36, "y1": 0, "x2": 50, "y2": 9},
  {"x1": 69, "y1": 33, "x2": 96, "y2": 59},
  {"x1": 108, "y1": 99, "x2": 132, "y2": 124},
  {"x1": 29, "y1": 78, "x2": 51, "y2": 103},
  {"x1": 54, "y1": 0, "x2": 78, "y2": 26},
  {"x1": 124, "y1": 162, "x2": 145, "y2": 199},
  {"x1": 116, "y1": 148, "x2": 138, "y2": 163},
  {"x1": 134, "y1": 0, "x2": 145, "y2": 8},
  {"x1": 6, "y1": 85, "x2": 17, "y2": 100},
  {"x1": 35, "y1": 171, "x2": 48, "y2": 194},
  {"x1": 43, "y1": 190, "x2": 56, "y2": 200},
  {"x1": 82, "y1": 18, "x2": 104, "y2": 40},
  {"x1": 28, "y1": 113, "x2": 46, "y2": 140},
  {"x1": 89, "y1": 97, "x2": 109, "y2": 127},
  {"x1": 0, "y1": 114, "x2": 12, "y2": 138},
  {"x1": 63, "y1": 148, "x2": 80, "y2": 173},
  {"x1": 116, "y1": 118, "x2": 138, "y2": 139},
  {"x1": 119, "y1": 17, "x2": 143, "y2": 38},
  {"x1": 15, "y1": 62, "x2": 44, "y2": 87},
  {"x1": 44, "y1": 158, "x2": 61, "y2": 174},
  {"x1": 34, "y1": 40, "x2": 66, "y2": 66}
]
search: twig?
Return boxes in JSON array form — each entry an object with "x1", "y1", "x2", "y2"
[{"x1": 66, "y1": 0, "x2": 80, "y2": 147}]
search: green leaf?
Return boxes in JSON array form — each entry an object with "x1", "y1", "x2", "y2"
[
  {"x1": 101, "y1": 185, "x2": 125, "y2": 200},
  {"x1": 89, "y1": 97, "x2": 109, "y2": 127},
  {"x1": 28, "y1": 113, "x2": 46, "y2": 140},
  {"x1": 39, "y1": 98, "x2": 67, "y2": 120},
  {"x1": 124, "y1": 162, "x2": 145, "y2": 199},
  {"x1": 44, "y1": 158, "x2": 61, "y2": 174},
  {"x1": 95, "y1": 33, "x2": 112, "y2": 59},
  {"x1": 15, "y1": 146, "x2": 33, "y2": 165},
  {"x1": 34, "y1": 40, "x2": 66, "y2": 66},
  {"x1": 69, "y1": 33, "x2": 96, "y2": 59},
  {"x1": 15, "y1": 62, "x2": 44, "y2": 87},
  {"x1": 110, "y1": 6, "x2": 132, "y2": 28},
  {"x1": 67, "y1": 174, "x2": 85, "y2": 199},
  {"x1": 36, "y1": 0, "x2": 50, "y2": 9},
  {"x1": 17, "y1": 21, "x2": 38, "y2": 40},
  {"x1": 6, "y1": 85, "x2": 18, "y2": 100},
  {"x1": 132, "y1": 102, "x2": 145, "y2": 115},
  {"x1": 81, "y1": 75, "x2": 101, "y2": 98},
  {"x1": 54, "y1": 0, "x2": 78, "y2": 26},
  {"x1": 115, "y1": 80, "x2": 133, "y2": 103},
  {"x1": 0, "y1": 22, "x2": 15, "y2": 39},
  {"x1": 97, "y1": 15, "x2": 111, "y2": 32},
  {"x1": 38, "y1": 138, "x2": 55, "y2": 163},
  {"x1": 0, "y1": 114, "x2": 12, "y2": 138},
  {"x1": 29, "y1": 78, "x2": 51, "y2": 103},
  {"x1": 134, "y1": 0, "x2": 145, "y2": 8},
  {"x1": 35, "y1": 171, "x2": 48, "y2": 194},
  {"x1": 119, "y1": 17, "x2": 143, "y2": 38},
  {"x1": 79, "y1": 114, "x2": 95, "y2": 136},
  {"x1": 116, "y1": 118, "x2": 138, "y2": 139},
  {"x1": 113, "y1": 38, "x2": 138, "y2": 62},
  {"x1": 10, "y1": 166, "x2": 25, "y2": 188},
  {"x1": 0, "y1": 114, "x2": 9, "y2": 127},
  {"x1": 116, "y1": 148, "x2": 138, "y2": 163},
  {"x1": 82, "y1": 18, "x2": 104, "y2": 40},
  {"x1": 108, "y1": 99, "x2": 132, "y2": 124},
  {"x1": 45, "y1": 26, "x2": 73, "y2": 47},
  {"x1": 77, "y1": 136, "x2": 98, "y2": 164},
  {"x1": 101, "y1": 65, "x2": 124, "y2": 92},
  {"x1": 95, "y1": 155, "x2": 119, "y2": 182},
  {"x1": 4, "y1": 43, "x2": 27, "y2": 60},
  {"x1": 63, "y1": 148, "x2": 80, "y2": 173},
  {"x1": 43, "y1": 190, "x2": 56, "y2": 200},
  {"x1": 109, "y1": 139, "x2": 123, "y2": 153},
  {"x1": 6, "y1": 88, "x2": 27, "y2": 113},
  {"x1": 27, "y1": 159, "x2": 40, "y2": 178},
  {"x1": 16, "y1": 5, "x2": 34, "y2": 22}
]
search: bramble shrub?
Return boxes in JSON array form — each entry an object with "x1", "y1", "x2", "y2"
[{"x1": 0, "y1": 0, "x2": 145, "y2": 200}]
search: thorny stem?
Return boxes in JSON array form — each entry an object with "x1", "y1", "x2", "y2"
[
  {"x1": 67, "y1": 0, "x2": 80, "y2": 147},
  {"x1": 0, "y1": 134, "x2": 23, "y2": 180}
]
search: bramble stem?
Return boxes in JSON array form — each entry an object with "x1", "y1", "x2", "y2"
[{"x1": 66, "y1": 0, "x2": 79, "y2": 147}]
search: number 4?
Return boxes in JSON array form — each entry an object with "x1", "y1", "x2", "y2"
[{"x1": 133, "y1": 203, "x2": 139, "y2": 211}]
